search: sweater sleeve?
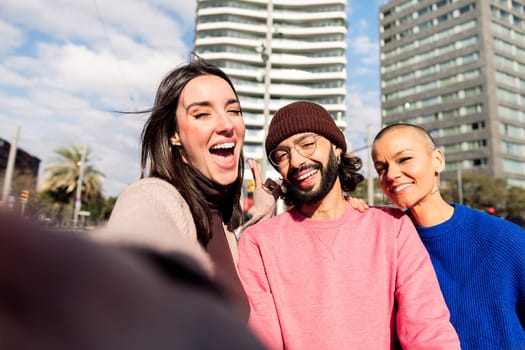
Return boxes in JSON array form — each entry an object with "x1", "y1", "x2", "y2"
[
  {"x1": 93, "y1": 178, "x2": 213, "y2": 276},
  {"x1": 238, "y1": 227, "x2": 283, "y2": 350},
  {"x1": 238, "y1": 187, "x2": 277, "y2": 236},
  {"x1": 394, "y1": 215, "x2": 460, "y2": 349}
]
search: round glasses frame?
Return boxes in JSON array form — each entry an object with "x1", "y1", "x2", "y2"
[{"x1": 268, "y1": 134, "x2": 321, "y2": 168}]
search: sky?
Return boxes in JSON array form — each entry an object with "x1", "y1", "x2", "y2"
[{"x1": 0, "y1": 0, "x2": 386, "y2": 197}]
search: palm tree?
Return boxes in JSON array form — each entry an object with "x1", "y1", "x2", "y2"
[{"x1": 40, "y1": 144, "x2": 105, "y2": 225}]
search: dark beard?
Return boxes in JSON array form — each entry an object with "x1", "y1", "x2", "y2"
[{"x1": 286, "y1": 148, "x2": 339, "y2": 205}]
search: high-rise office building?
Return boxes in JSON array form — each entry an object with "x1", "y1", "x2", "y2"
[
  {"x1": 379, "y1": 0, "x2": 525, "y2": 188},
  {"x1": 194, "y1": 0, "x2": 348, "y2": 178}
]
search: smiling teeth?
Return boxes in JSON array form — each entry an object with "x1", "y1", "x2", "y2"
[
  {"x1": 211, "y1": 142, "x2": 234, "y2": 150},
  {"x1": 297, "y1": 169, "x2": 317, "y2": 181},
  {"x1": 393, "y1": 184, "x2": 411, "y2": 192}
]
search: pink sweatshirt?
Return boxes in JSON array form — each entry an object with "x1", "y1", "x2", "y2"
[{"x1": 238, "y1": 205, "x2": 460, "y2": 350}]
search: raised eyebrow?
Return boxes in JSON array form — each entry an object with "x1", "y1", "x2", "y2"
[
  {"x1": 274, "y1": 145, "x2": 290, "y2": 152},
  {"x1": 186, "y1": 98, "x2": 240, "y2": 112},
  {"x1": 373, "y1": 149, "x2": 415, "y2": 166},
  {"x1": 186, "y1": 101, "x2": 210, "y2": 112},
  {"x1": 394, "y1": 148, "x2": 417, "y2": 157},
  {"x1": 295, "y1": 133, "x2": 318, "y2": 143},
  {"x1": 226, "y1": 98, "x2": 240, "y2": 107}
]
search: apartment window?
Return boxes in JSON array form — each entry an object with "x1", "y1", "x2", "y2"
[
  {"x1": 493, "y1": 38, "x2": 514, "y2": 54},
  {"x1": 497, "y1": 87, "x2": 519, "y2": 104},
  {"x1": 502, "y1": 140, "x2": 525, "y2": 156},
  {"x1": 436, "y1": 0, "x2": 448, "y2": 8},
  {"x1": 469, "y1": 139, "x2": 487, "y2": 150},
  {"x1": 441, "y1": 75, "x2": 457, "y2": 86},
  {"x1": 465, "y1": 86, "x2": 482, "y2": 97},
  {"x1": 422, "y1": 96, "x2": 439, "y2": 106},
  {"x1": 419, "y1": 20, "x2": 433, "y2": 30},
  {"x1": 464, "y1": 68, "x2": 482, "y2": 80},
  {"x1": 503, "y1": 159, "x2": 525, "y2": 174},
  {"x1": 495, "y1": 54, "x2": 515, "y2": 70},
  {"x1": 464, "y1": 103, "x2": 484, "y2": 115},
  {"x1": 418, "y1": 6, "x2": 431, "y2": 16},
  {"x1": 473, "y1": 158, "x2": 488, "y2": 167},
  {"x1": 442, "y1": 125, "x2": 462, "y2": 136},
  {"x1": 442, "y1": 92, "x2": 458, "y2": 102},
  {"x1": 492, "y1": 22, "x2": 512, "y2": 36},
  {"x1": 396, "y1": 0, "x2": 414, "y2": 13},
  {"x1": 500, "y1": 122, "x2": 525, "y2": 137},
  {"x1": 443, "y1": 143, "x2": 463, "y2": 153},
  {"x1": 436, "y1": 14, "x2": 449, "y2": 23},
  {"x1": 472, "y1": 121, "x2": 486, "y2": 130},
  {"x1": 463, "y1": 51, "x2": 480, "y2": 64},
  {"x1": 499, "y1": 105, "x2": 525, "y2": 122},
  {"x1": 460, "y1": 3, "x2": 476, "y2": 15},
  {"x1": 399, "y1": 14, "x2": 412, "y2": 24}
]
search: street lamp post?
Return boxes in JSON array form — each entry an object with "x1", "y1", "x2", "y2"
[
  {"x1": 367, "y1": 124, "x2": 374, "y2": 205},
  {"x1": 73, "y1": 145, "x2": 86, "y2": 230},
  {"x1": 1, "y1": 126, "x2": 20, "y2": 205},
  {"x1": 261, "y1": 0, "x2": 273, "y2": 181}
]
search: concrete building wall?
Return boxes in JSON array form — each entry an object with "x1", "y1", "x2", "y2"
[
  {"x1": 0, "y1": 138, "x2": 40, "y2": 202},
  {"x1": 379, "y1": 0, "x2": 525, "y2": 188}
]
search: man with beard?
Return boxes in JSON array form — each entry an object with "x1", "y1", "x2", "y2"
[{"x1": 237, "y1": 101, "x2": 460, "y2": 350}]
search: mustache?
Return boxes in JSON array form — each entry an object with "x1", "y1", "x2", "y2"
[{"x1": 289, "y1": 163, "x2": 320, "y2": 177}]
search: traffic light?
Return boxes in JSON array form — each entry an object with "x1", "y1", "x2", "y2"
[
  {"x1": 247, "y1": 179, "x2": 255, "y2": 193},
  {"x1": 20, "y1": 189, "x2": 29, "y2": 203}
]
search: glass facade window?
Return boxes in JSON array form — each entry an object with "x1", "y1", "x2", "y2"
[
  {"x1": 503, "y1": 159, "x2": 525, "y2": 174},
  {"x1": 502, "y1": 140, "x2": 525, "y2": 156},
  {"x1": 499, "y1": 105, "x2": 525, "y2": 122}
]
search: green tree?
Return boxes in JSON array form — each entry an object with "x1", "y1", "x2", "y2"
[
  {"x1": 39, "y1": 144, "x2": 105, "y2": 225},
  {"x1": 504, "y1": 186, "x2": 525, "y2": 226},
  {"x1": 351, "y1": 178, "x2": 391, "y2": 206},
  {"x1": 444, "y1": 172, "x2": 507, "y2": 211},
  {"x1": 442, "y1": 172, "x2": 525, "y2": 227}
]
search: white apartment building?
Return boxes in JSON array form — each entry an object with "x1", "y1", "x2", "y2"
[
  {"x1": 194, "y1": 0, "x2": 348, "y2": 178},
  {"x1": 380, "y1": 0, "x2": 525, "y2": 188}
]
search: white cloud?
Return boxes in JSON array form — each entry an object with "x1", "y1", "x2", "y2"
[
  {"x1": 348, "y1": 35, "x2": 378, "y2": 59},
  {"x1": 0, "y1": 0, "x2": 192, "y2": 196},
  {"x1": 344, "y1": 87, "x2": 382, "y2": 178},
  {"x1": 345, "y1": 88, "x2": 381, "y2": 152},
  {"x1": 0, "y1": 20, "x2": 23, "y2": 53}
]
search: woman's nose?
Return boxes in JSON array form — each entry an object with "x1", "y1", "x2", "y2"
[
  {"x1": 385, "y1": 164, "x2": 401, "y2": 181},
  {"x1": 216, "y1": 112, "x2": 234, "y2": 133}
]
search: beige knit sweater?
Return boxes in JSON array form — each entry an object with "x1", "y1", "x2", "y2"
[{"x1": 94, "y1": 177, "x2": 276, "y2": 278}]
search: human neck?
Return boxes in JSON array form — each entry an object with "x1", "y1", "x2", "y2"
[
  {"x1": 297, "y1": 183, "x2": 346, "y2": 220},
  {"x1": 409, "y1": 194, "x2": 454, "y2": 227}
]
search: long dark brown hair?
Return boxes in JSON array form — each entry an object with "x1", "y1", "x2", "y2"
[{"x1": 140, "y1": 56, "x2": 244, "y2": 247}]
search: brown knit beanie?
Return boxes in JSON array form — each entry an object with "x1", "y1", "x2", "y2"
[{"x1": 265, "y1": 101, "x2": 347, "y2": 157}]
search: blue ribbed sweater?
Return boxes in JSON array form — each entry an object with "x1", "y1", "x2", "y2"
[{"x1": 414, "y1": 204, "x2": 525, "y2": 349}]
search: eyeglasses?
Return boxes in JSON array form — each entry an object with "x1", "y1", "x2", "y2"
[{"x1": 268, "y1": 134, "x2": 321, "y2": 168}]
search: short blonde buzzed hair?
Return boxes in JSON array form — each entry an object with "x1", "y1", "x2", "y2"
[{"x1": 373, "y1": 123, "x2": 436, "y2": 151}]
